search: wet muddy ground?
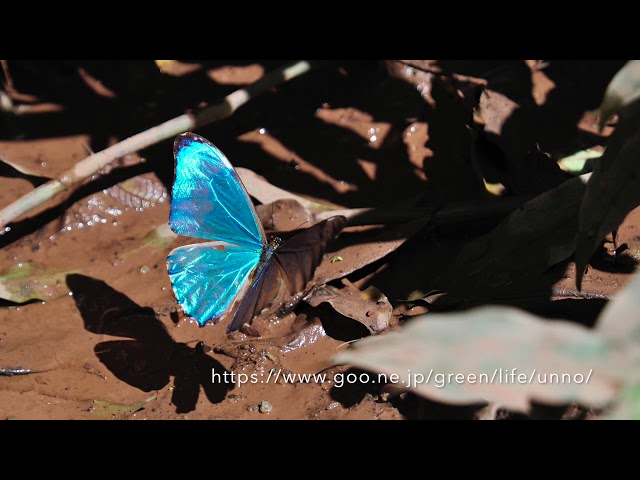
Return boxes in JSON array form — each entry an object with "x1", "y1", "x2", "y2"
[{"x1": 0, "y1": 60, "x2": 634, "y2": 419}]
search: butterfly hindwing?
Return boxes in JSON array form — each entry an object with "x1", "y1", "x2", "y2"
[
  {"x1": 272, "y1": 215, "x2": 347, "y2": 293},
  {"x1": 226, "y1": 216, "x2": 347, "y2": 332},
  {"x1": 167, "y1": 241, "x2": 262, "y2": 326},
  {"x1": 170, "y1": 133, "x2": 265, "y2": 249},
  {"x1": 226, "y1": 255, "x2": 288, "y2": 333}
]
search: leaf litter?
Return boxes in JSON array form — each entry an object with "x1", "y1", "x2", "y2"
[{"x1": 0, "y1": 60, "x2": 638, "y2": 419}]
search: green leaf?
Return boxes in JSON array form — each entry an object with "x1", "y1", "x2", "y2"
[
  {"x1": 556, "y1": 149, "x2": 603, "y2": 175},
  {"x1": 0, "y1": 262, "x2": 79, "y2": 303},
  {"x1": 334, "y1": 306, "x2": 620, "y2": 413}
]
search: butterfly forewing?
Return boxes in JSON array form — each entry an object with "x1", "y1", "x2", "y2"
[{"x1": 170, "y1": 133, "x2": 266, "y2": 249}]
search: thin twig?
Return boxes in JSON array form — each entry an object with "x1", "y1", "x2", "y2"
[
  {"x1": 0, "y1": 60, "x2": 316, "y2": 230},
  {"x1": 0, "y1": 367, "x2": 50, "y2": 376},
  {"x1": 1, "y1": 59, "x2": 15, "y2": 92}
]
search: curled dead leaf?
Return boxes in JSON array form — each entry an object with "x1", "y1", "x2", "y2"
[
  {"x1": 305, "y1": 283, "x2": 391, "y2": 334},
  {"x1": 255, "y1": 198, "x2": 313, "y2": 233}
]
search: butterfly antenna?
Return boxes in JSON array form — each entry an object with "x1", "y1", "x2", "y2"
[{"x1": 294, "y1": 219, "x2": 310, "y2": 231}]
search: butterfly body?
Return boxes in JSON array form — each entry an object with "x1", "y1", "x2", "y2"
[{"x1": 167, "y1": 133, "x2": 346, "y2": 333}]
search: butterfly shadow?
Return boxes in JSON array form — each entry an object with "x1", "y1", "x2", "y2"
[{"x1": 67, "y1": 273, "x2": 232, "y2": 413}]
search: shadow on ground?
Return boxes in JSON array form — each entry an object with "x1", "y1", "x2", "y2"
[{"x1": 67, "y1": 273, "x2": 232, "y2": 413}]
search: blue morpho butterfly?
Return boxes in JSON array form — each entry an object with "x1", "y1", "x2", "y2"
[{"x1": 166, "y1": 133, "x2": 347, "y2": 333}]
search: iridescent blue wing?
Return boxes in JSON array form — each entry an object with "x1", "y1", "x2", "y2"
[
  {"x1": 226, "y1": 216, "x2": 347, "y2": 332},
  {"x1": 167, "y1": 241, "x2": 262, "y2": 326},
  {"x1": 170, "y1": 132, "x2": 265, "y2": 249},
  {"x1": 168, "y1": 133, "x2": 267, "y2": 326}
]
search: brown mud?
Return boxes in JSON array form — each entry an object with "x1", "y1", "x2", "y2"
[{"x1": 0, "y1": 60, "x2": 633, "y2": 419}]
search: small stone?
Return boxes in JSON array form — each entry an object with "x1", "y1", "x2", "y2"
[{"x1": 259, "y1": 400, "x2": 273, "y2": 414}]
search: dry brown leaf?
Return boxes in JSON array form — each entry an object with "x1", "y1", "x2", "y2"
[
  {"x1": 305, "y1": 283, "x2": 392, "y2": 334},
  {"x1": 314, "y1": 218, "x2": 429, "y2": 284}
]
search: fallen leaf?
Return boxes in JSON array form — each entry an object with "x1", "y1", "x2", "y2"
[
  {"x1": 314, "y1": 218, "x2": 429, "y2": 284},
  {"x1": 575, "y1": 125, "x2": 640, "y2": 289},
  {"x1": 305, "y1": 283, "x2": 392, "y2": 334},
  {"x1": 237, "y1": 167, "x2": 340, "y2": 213},
  {"x1": 556, "y1": 148, "x2": 603, "y2": 175},
  {"x1": 449, "y1": 174, "x2": 590, "y2": 288},
  {"x1": 107, "y1": 174, "x2": 168, "y2": 209},
  {"x1": 598, "y1": 60, "x2": 640, "y2": 126},
  {"x1": 0, "y1": 154, "x2": 50, "y2": 179},
  {"x1": 255, "y1": 199, "x2": 313, "y2": 233},
  {"x1": 155, "y1": 60, "x2": 202, "y2": 76},
  {"x1": 0, "y1": 135, "x2": 92, "y2": 178},
  {"x1": 0, "y1": 262, "x2": 79, "y2": 303},
  {"x1": 477, "y1": 89, "x2": 519, "y2": 136}
]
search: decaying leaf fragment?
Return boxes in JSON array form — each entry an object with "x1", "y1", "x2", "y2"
[
  {"x1": 305, "y1": 282, "x2": 392, "y2": 334},
  {"x1": 0, "y1": 262, "x2": 79, "y2": 303}
]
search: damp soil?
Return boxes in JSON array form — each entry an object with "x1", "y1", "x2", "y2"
[{"x1": 0, "y1": 60, "x2": 635, "y2": 420}]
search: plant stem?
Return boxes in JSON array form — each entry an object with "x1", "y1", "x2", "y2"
[{"x1": 0, "y1": 60, "x2": 315, "y2": 230}]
